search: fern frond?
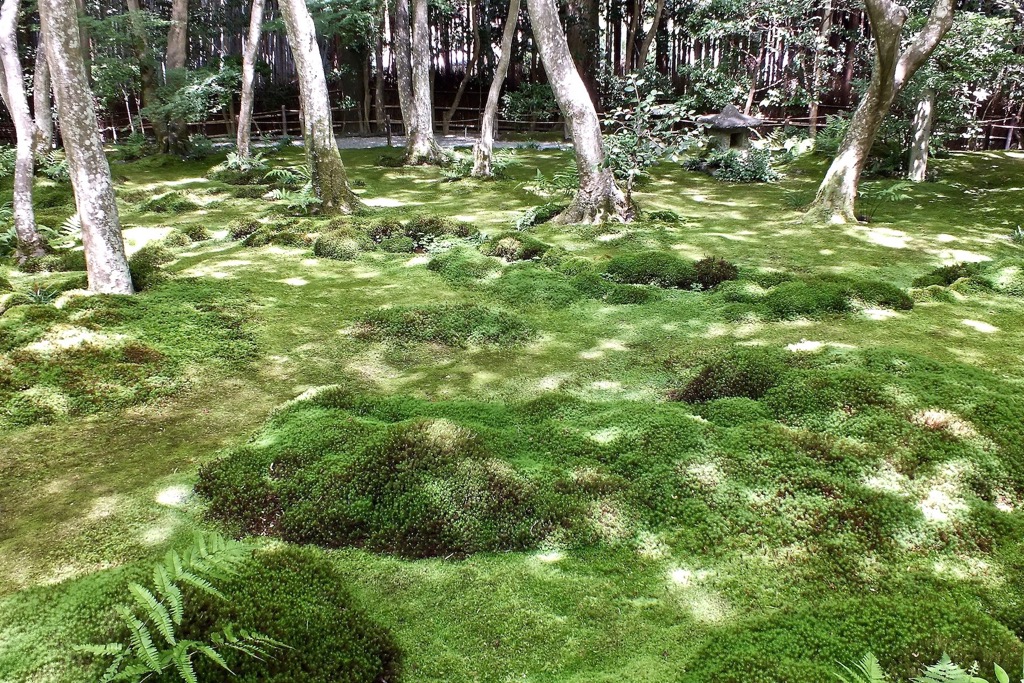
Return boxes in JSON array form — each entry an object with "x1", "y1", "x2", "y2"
[
  {"x1": 176, "y1": 569, "x2": 226, "y2": 600},
  {"x1": 115, "y1": 605, "x2": 161, "y2": 672},
  {"x1": 72, "y1": 643, "x2": 125, "y2": 655},
  {"x1": 192, "y1": 642, "x2": 232, "y2": 672},
  {"x1": 912, "y1": 654, "x2": 986, "y2": 683},
  {"x1": 836, "y1": 652, "x2": 887, "y2": 683},
  {"x1": 170, "y1": 645, "x2": 199, "y2": 683},
  {"x1": 153, "y1": 564, "x2": 184, "y2": 625},
  {"x1": 128, "y1": 583, "x2": 176, "y2": 646}
]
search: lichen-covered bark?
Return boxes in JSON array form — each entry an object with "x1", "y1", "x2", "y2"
[
  {"x1": 393, "y1": 0, "x2": 416, "y2": 136},
  {"x1": 908, "y1": 86, "x2": 936, "y2": 182},
  {"x1": 165, "y1": 0, "x2": 190, "y2": 153},
  {"x1": 236, "y1": 0, "x2": 265, "y2": 157},
  {"x1": 405, "y1": 0, "x2": 442, "y2": 164},
  {"x1": 39, "y1": 0, "x2": 133, "y2": 293},
  {"x1": 32, "y1": 35, "x2": 53, "y2": 154},
  {"x1": 472, "y1": 0, "x2": 519, "y2": 178},
  {"x1": 810, "y1": 0, "x2": 954, "y2": 223},
  {"x1": 278, "y1": 0, "x2": 359, "y2": 213},
  {"x1": 0, "y1": 0, "x2": 45, "y2": 260},
  {"x1": 527, "y1": 0, "x2": 633, "y2": 223}
]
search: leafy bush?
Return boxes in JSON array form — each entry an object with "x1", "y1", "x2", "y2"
[
  {"x1": 671, "y1": 347, "x2": 789, "y2": 402},
  {"x1": 183, "y1": 134, "x2": 215, "y2": 160},
  {"x1": 228, "y1": 218, "x2": 262, "y2": 240},
  {"x1": 1011, "y1": 225, "x2": 1024, "y2": 245},
  {"x1": 604, "y1": 250, "x2": 696, "y2": 288},
  {"x1": 912, "y1": 262, "x2": 988, "y2": 288},
  {"x1": 645, "y1": 209, "x2": 682, "y2": 223},
  {"x1": 206, "y1": 152, "x2": 268, "y2": 185},
  {"x1": 480, "y1": 233, "x2": 551, "y2": 261},
  {"x1": 186, "y1": 546, "x2": 401, "y2": 682},
  {"x1": 763, "y1": 280, "x2": 851, "y2": 318},
  {"x1": 711, "y1": 147, "x2": 780, "y2": 183},
  {"x1": 313, "y1": 229, "x2": 374, "y2": 261},
  {"x1": 694, "y1": 256, "x2": 740, "y2": 289},
  {"x1": 354, "y1": 304, "x2": 535, "y2": 347},
  {"x1": 128, "y1": 244, "x2": 175, "y2": 291}
]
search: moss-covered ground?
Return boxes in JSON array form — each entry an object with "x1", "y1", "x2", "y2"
[{"x1": 1, "y1": 145, "x2": 1023, "y2": 682}]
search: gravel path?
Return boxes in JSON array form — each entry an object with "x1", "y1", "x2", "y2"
[{"x1": 329, "y1": 134, "x2": 571, "y2": 151}]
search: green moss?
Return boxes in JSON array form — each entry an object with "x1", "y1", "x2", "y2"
[
  {"x1": 694, "y1": 256, "x2": 740, "y2": 289},
  {"x1": 354, "y1": 303, "x2": 535, "y2": 347},
  {"x1": 426, "y1": 247, "x2": 501, "y2": 282},
  {"x1": 672, "y1": 348, "x2": 790, "y2": 402},
  {"x1": 762, "y1": 279, "x2": 850, "y2": 318},
  {"x1": 604, "y1": 250, "x2": 696, "y2": 288},
  {"x1": 314, "y1": 229, "x2": 374, "y2": 260},
  {"x1": 128, "y1": 244, "x2": 175, "y2": 291},
  {"x1": 480, "y1": 232, "x2": 552, "y2": 261},
  {"x1": 140, "y1": 191, "x2": 200, "y2": 214},
  {"x1": 228, "y1": 218, "x2": 262, "y2": 240},
  {"x1": 163, "y1": 230, "x2": 193, "y2": 247},
  {"x1": 181, "y1": 224, "x2": 211, "y2": 242},
  {"x1": 379, "y1": 235, "x2": 415, "y2": 253}
]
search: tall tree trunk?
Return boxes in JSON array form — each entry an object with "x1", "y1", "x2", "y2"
[
  {"x1": 373, "y1": 0, "x2": 386, "y2": 133},
  {"x1": 406, "y1": 0, "x2": 442, "y2": 162},
  {"x1": 73, "y1": 0, "x2": 90, "y2": 83},
  {"x1": 565, "y1": 0, "x2": 598, "y2": 99},
  {"x1": 743, "y1": 42, "x2": 765, "y2": 114},
  {"x1": 635, "y1": 0, "x2": 664, "y2": 69},
  {"x1": 165, "y1": 0, "x2": 190, "y2": 153},
  {"x1": 810, "y1": 0, "x2": 954, "y2": 223},
  {"x1": 527, "y1": 0, "x2": 633, "y2": 223},
  {"x1": 278, "y1": 0, "x2": 359, "y2": 213},
  {"x1": 32, "y1": 34, "x2": 53, "y2": 153},
  {"x1": 236, "y1": 0, "x2": 264, "y2": 157},
  {"x1": 807, "y1": 0, "x2": 832, "y2": 136},
  {"x1": 393, "y1": 0, "x2": 416, "y2": 137},
  {"x1": 907, "y1": 86, "x2": 936, "y2": 182},
  {"x1": 623, "y1": 0, "x2": 641, "y2": 72},
  {"x1": 39, "y1": 0, "x2": 133, "y2": 293},
  {"x1": 472, "y1": 0, "x2": 518, "y2": 177},
  {"x1": 125, "y1": 0, "x2": 165, "y2": 150},
  {"x1": 442, "y1": 0, "x2": 479, "y2": 135},
  {"x1": 0, "y1": 0, "x2": 45, "y2": 260}
]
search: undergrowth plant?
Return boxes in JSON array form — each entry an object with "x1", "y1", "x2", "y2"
[
  {"x1": 75, "y1": 534, "x2": 284, "y2": 683},
  {"x1": 836, "y1": 652, "x2": 1020, "y2": 683}
]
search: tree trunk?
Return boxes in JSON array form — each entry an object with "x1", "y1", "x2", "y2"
[
  {"x1": 472, "y1": 0, "x2": 518, "y2": 177},
  {"x1": 623, "y1": 0, "x2": 641, "y2": 72},
  {"x1": 278, "y1": 0, "x2": 359, "y2": 213},
  {"x1": 635, "y1": 0, "x2": 664, "y2": 69},
  {"x1": 807, "y1": 0, "x2": 832, "y2": 137},
  {"x1": 32, "y1": 34, "x2": 53, "y2": 154},
  {"x1": 0, "y1": 0, "x2": 45, "y2": 260},
  {"x1": 236, "y1": 0, "x2": 264, "y2": 157},
  {"x1": 125, "y1": 0, "x2": 165, "y2": 150},
  {"x1": 39, "y1": 0, "x2": 133, "y2": 293},
  {"x1": 165, "y1": 0, "x2": 190, "y2": 153},
  {"x1": 373, "y1": 0, "x2": 386, "y2": 133},
  {"x1": 809, "y1": 0, "x2": 954, "y2": 223},
  {"x1": 393, "y1": 0, "x2": 416, "y2": 137},
  {"x1": 442, "y1": 0, "x2": 479, "y2": 136},
  {"x1": 406, "y1": 0, "x2": 442, "y2": 163},
  {"x1": 907, "y1": 86, "x2": 936, "y2": 182},
  {"x1": 527, "y1": 0, "x2": 633, "y2": 223}
]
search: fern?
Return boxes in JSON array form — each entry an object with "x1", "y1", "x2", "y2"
[
  {"x1": 128, "y1": 583, "x2": 176, "y2": 645},
  {"x1": 836, "y1": 652, "x2": 888, "y2": 683},
  {"x1": 153, "y1": 564, "x2": 184, "y2": 625},
  {"x1": 912, "y1": 655, "x2": 987, "y2": 683}
]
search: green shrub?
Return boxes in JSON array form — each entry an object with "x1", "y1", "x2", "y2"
[
  {"x1": 694, "y1": 256, "x2": 739, "y2": 289},
  {"x1": 314, "y1": 229, "x2": 371, "y2": 260},
  {"x1": 181, "y1": 224, "x2": 211, "y2": 242},
  {"x1": 229, "y1": 218, "x2": 262, "y2": 240},
  {"x1": 763, "y1": 280, "x2": 850, "y2": 318},
  {"x1": 163, "y1": 230, "x2": 193, "y2": 247},
  {"x1": 427, "y1": 247, "x2": 501, "y2": 282},
  {"x1": 128, "y1": 244, "x2": 175, "y2": 291},
  {"x1": 379, "y1": 236, "x2": 416, "y2": 253},
  {"x1": 912, "y1": 262, "x2": 988, "y2": 288},
  {"x1": 480, "y1": 232, "x2": 552, "y2": 261},
  {"x1": 141, "y1": 191, "x2": 199, "y2": 214},
  {"x1": 604, "y1": 250, "x2": 696, "y2": 288},
  {"x1": 355, "y1": 303, "x2": 535, "y2": 347},
  {"x1": 187, "y1": 547, "x2": 401, "y2": 682},
  {"x1": 672, "y1": 348, "x2": 789, "y2": 403}
]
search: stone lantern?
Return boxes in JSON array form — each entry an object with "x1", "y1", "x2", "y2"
[{"x1": 697, "y1": 104, "x2": 763, "y2": 150}]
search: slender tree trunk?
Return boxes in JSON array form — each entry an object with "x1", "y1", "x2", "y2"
[
  {"x1": 810, "y1": 0, "x2": 954, "y2": 223},
  {"x1": 406, "y1": 0, "x2": 442, "y2": 162},
  {"x1": 393, "y1": 0, "x2": 416, "y2": 137},
  {"x1": 278, "y1": 0, "x2": 359, "y2": 213},
  {"x1": 373, "y1": 0, "x2": 386, "y2": 133},
  {"x1": 0, "y1": 0, "x2": 45, "y2": 260},
  {"x1": 472, "y1": 0, "x2": 518, "y2": 177},
  {"x1": 442, "y1": 0, "x2": 479, "y2": 135},
  {"x1": 125, "y1": 0, "x2": 165, "y2": 150},
  {"x1": 527, "y1": 0, "x2": 633, "y2": 223},
  {"x1": 32, "y1": 35, "x2": 53, "y2": 153},
  {"x1": 907, "y1": 86, "x2": 936, "y2": 182},
  {"x1": 73, "y1": 0, "x2": 90, "y2": 84},
  {"x1": 635, "y1": 0, "x2": 664, "y2": 69},
  {"x1": 807, "y1": 0, "x2": 832, "y2": 136},
  {"x1": 39, "y1": 0, "x2": 133, "y2": 293},
  {"x1": 623, "y1": 0, "x2": 641, "y2": 72},
  {"x1": 236, "y1": 0, "x2": 264, "y2": 157},
  {"x1": 165, "y1": 0, "x2": 190, "y2": 153},
  {"x1": 744, "y1": 42, "x2": 765, "y2": 114}
]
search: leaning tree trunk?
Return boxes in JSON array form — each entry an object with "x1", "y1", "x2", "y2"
[
  {"x1": 809, "y1": 0, "x2": 954, "y2": 223},
  {"x1": 0, "y1": 0, "x2": 45, "y2": 260},
  {"x1": 405, "y1": 0, "x2": 442, "y2": 163},
  {"x1": 635, "y1": 0, "x2": 666, "y2": 69},
  {"x1": 393, "y1": 0, "x2": 417, "y2": 137},
  {"x1": 278, "y1": 0, "x2": 359, "y2": 213},
  {"x1": 472, "y1": 0, "x2": 519, "y2": 177},
  {"x1": 907, "y1": 86, "x2": 936, "y2": 182},
  {"x1": 32, "y1": 34, "x2": 53, "y2": 153},
  {"x1": 236, "y1": 0, "x2": 265, "y2": 157},
  {"x1": 165, "y1": 0, "x2": 189, "y2": 153},
  {"x1": 442, "y1": 0, "x2": 479, "y2": 135},
  {"x1": 39, "y1": 0, "x2": 133, "y2": 293},
  {"x1": 528, "y1": 0, "x2": 633, "y2": 223},
  {"x1": 126, "y1": 0, "x2": 165, "y2": 150}
]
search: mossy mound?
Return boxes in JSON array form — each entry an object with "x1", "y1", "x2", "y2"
[
  {"x1": 229, "y1": 218, "x2": 263, "y2": 240},
  {"x1": 990, "y1": 260, "x2": 1024, "y2": 297},
  {"x1": 405, "y1": 214, "x2": 478, "y2": 241},
  {"x1": 912, "y1": 261, "x2": 988, "y2": 288},
  {"x1": 313, "y1": 229, "x2": 376, "y2": 260},
  {"x1": 672, "y1": 348, "x2": 790, "y2": 403},
  {"x1": 205, "y1": 164, "x2": 266, "y2": 186},
  {"x1": 180, "y1": 224, "x2": 212, "y2": 242},
  {"x1": 140, "y1": 191, "x2": 199, "y2": 214},
  {"x1": 128, "y1": 244, "x2": 175, "y2": 291},
  {"x1": 354, "y1": 303, "x2": 535, "y2": 347},
  {"x1": 604, "y1": 250, "x2": 697, "y2": 288},
  {"x1": 762, "y1": 279, "x2": 851, "y2": 318},
  {"x1": 427, "y1": 247, "x2": 501, "y2": 282},
  {"x1": 694, "y1": 256, "x2": 740, "y2": 289},
  {"x1": 162, "y1": 230, "x2": 193, "y2": 247},
  {"x1": 480, "y1": 232, "x2": 552, "y2": 261}
]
